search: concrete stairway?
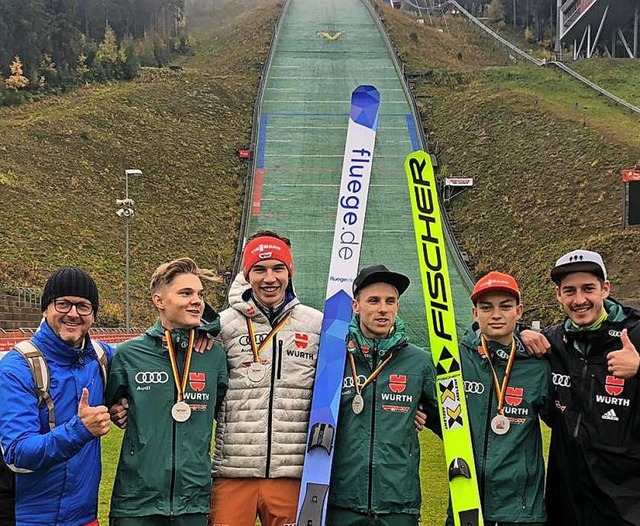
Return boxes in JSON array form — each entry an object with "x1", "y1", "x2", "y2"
[{"x1": 0, "y1": 292, "x2": 43, "y2": 330}]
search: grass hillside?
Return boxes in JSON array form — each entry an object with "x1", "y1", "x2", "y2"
[
  {"x1": 1, "y1": 1, "x2": 638, "y2": 327},
  {"x1": 0, "y1": 0, "x2": 282, "y2": 327},
  {"x1": 381, "y1": 8, "x2": 640, "y2": 324}
]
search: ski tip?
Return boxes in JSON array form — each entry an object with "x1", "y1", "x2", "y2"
[
  {"x1": 353, "y1": 84, "x2": 380, "y2": 100},
  {"x1": 404, "y1": 149, "x2": 430, "y2": 163},
  {"x1": 350, "y1": 85, "x2": 380, "y2": 130},
  {"x1": 404, "y1": 150, "x2": 435, "y2": 178}
]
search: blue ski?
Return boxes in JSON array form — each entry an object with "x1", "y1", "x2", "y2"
[{"x1": 296, "y1": 85, "x2": 380, "y2": 526}]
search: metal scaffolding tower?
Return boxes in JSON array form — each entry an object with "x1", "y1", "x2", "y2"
[{"x1": 557, "y1": 0, "x2": 640, "y2": 59}]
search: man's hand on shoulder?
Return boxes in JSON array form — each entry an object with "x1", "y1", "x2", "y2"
[
  {"x1": 109, "y1": 398, "x2": 129, "y2": 429},
  {"x1": 415, "y1": 402, "x2": 426, "y2": 432},
  {"x1": 607, "y1": 329, "x2": 640, "y2": 379},
  {"x1": 194, "y1": 334, "x2": 214, "y2": 354},
  {"x1": 520, "y1": 329, "x2": 551, "y2": 357},
  {"x1": 78, "y1": 388, "x2": 111, "y2": 437}
]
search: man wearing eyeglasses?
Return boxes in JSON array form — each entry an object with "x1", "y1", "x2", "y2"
[{"x1": 0, "y1": 266, "x2": 114, "y2": 526}]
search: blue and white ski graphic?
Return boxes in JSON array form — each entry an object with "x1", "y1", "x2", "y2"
[{"x1": 296, "y1": 85, "x2": 380, "y2": 526}]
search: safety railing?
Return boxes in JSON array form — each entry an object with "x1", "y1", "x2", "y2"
[
  {"x1": 0, "y1": 328, "x2": 144, "y2": 351},
  {"x1": 11, "y1": 287, "x2": 42, "y2": 309},
  {"x1": 447, "y1": 0, "x2": 544, "y2": 65},
  {"x1": 445, "y1": 0, "x2": 640, "y2": 116},
  {"x1": 548, "y1": 60, "x2": 640, "y2": 115}
]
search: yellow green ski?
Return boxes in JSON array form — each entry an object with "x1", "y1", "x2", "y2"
[{"x1": 405, "y1": 150, "x2": 483, "y2": 526}]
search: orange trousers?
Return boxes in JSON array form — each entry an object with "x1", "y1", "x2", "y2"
[{"x1": 210, "y1": 477, "x2": 299, "y2": 526}]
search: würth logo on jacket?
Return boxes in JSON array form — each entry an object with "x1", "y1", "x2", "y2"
[
  {"x1": 184, "y1": 372, "x2": 210, "y2": 404},
  {"x1": 505, "y1": 386, "x2": 523, "y2": 406},
  {"x1": 286, "y1": 333, "x2": 315, "y2": 361},
  {"x1": 596, "y1": 376, "x2": 630, "y2": 407},
  {"x1": 503, "y1": 386, "x2": 529, "y2": 418},
  {"x1": 389, "y1": 374, "x2": 407, "y2": 394},
  {"x1": 381, "y1": 374, "x2": 413, "y2": 406},
  {"x1": 189, "y1": 372, "x2": 206, "y2": 392},
  {"x1": 294, "y1": 333, "x2": 309, "y2": 349},
  {"x1": 605, "y1": 375, "x2": 624, "y2": 396}
]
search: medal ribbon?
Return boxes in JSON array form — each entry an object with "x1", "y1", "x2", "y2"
[
  {"x1": 165, "y1": 329, "x2": 195, "y2": 403},
  {"x1": 480, "y1": 336, "x2": 517, "y2": 415},
  {"x1": 246, "y1": 314, "x2": 291, "y2": 363},
  {"x1": 348, "y1": 352, "x2": 395, "y2": 397}
]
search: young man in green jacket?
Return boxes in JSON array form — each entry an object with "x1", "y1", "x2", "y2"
[
  {"x1": 327, "y1": 265, "x2": 441, "y2": 526},
  {"x1": 106, "y1": 257, "x2": 228, "y2": 526},
  {"x1": 447, "y1": 271, "x2": 554, "y2": 526}
]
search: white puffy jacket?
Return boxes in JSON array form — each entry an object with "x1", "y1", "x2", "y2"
[{"x1": 212, "y1": 274, "x2": 322, "y2": 478}]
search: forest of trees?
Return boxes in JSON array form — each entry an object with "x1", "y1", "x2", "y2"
[
  {"x1": 457, "y1": 0, "x2": 557, "y2": 41},
  {"x1": 0, "y1": 0, "x2": 191, "y2": 105}
]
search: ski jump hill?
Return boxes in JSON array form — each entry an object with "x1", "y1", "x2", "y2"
[{"x1": 236, "y1": 0, "x2": 475, "y2": 344}]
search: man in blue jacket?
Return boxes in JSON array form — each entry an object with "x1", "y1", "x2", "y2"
[
  {"x1": 0, "y1": 348, "x2": 15, "y2": 526},
  {"x1": 0, "y1": 266, "x2": 114, "y2": 526}
]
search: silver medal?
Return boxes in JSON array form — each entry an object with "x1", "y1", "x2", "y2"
[
  {"x1": 247, "y1": 362, "x2": 266, "y2": 383},
  {"x1": 171, "y1": 401, "x2": 192, "y2": 423},
  {"x1": 351, "y1": 394, "x2": 364, "y2": 415},
  {"x1": 491, "y1": 414, "x2": 510, "y2": 435}
]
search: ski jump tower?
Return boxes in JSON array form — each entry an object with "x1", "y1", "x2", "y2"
[{"x1": 556, "y1": 0, "x2": 640, "y2": 59}]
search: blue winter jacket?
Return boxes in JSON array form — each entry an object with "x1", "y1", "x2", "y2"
[{"x1": 0, "y1": 320, "x2": 115, "y2": 526}]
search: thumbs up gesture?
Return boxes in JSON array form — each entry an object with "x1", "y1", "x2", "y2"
[
  {"x1": 607, "y1": 329, "x2": 640, "y2": 379},
  {"x1": 78, "y1": 388, "x2": 111, "y2": 437}
]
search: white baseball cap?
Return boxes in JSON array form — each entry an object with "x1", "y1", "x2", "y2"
[{"x1": 550, "y1": 249, "x2": 607, "y2": 285}]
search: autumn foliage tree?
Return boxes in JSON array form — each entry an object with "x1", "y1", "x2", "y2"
[
  {"x1": 5, "y1": 56, "x2": 29, "y2": 91},
  {"x1": 0, "y1": 0, "x2": 188, "y2": 105}
]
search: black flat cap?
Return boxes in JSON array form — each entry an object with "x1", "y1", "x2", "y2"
[{"x1": 353, "y1": 265, "x2": 410, "y2": 297}]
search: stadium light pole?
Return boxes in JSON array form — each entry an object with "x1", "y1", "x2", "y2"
[{"x1": 116, "y1": 168, "x2": 143, "y2": 332}]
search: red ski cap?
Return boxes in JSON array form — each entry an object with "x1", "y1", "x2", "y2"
[
  {"x1": 242, "y1": 236, "x2": 293, "y2": 279},
  {"x1": 471, "y1": 271, "x2": 520, "y2": 304}
]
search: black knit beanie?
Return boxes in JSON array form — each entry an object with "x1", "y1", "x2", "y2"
[{"x1": 41, "y1": 266, "x2": 99, "y2": 315}]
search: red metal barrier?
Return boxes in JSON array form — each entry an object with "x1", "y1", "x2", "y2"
[{"x1": 0, "y1": 329, "x2": 143, "y2": 351}]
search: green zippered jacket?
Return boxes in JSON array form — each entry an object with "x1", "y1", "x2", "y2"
[
  {"x1": 328, "y1": 316, "x2": 440, "y2": 517},
  {"x1": 445, "y1": 324, "x2": 554, "y2": 525},
  {"x1": 106, "y1": 317, "x2": 228, "y2": 518}
]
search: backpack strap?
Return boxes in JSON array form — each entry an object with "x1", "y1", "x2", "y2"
[
  {"x1": 90, "y1": 339, "x2": 109, "y2": 389},
  {"x1": 13, "y1": 341, "x2": 56, "y2": 431},
  {"x1": 12, "y1": 339, "x2": 109, "y2": 432}
]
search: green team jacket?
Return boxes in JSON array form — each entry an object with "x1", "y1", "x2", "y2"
[
  {"x1": 445, "y1": 325, "x2": 554, "y2": 525},
  {"x1": 106, "y1": 318, "x2": 228, "y2": 518},
  {"x1": 328, "y1": 316, "x2": 441, "y2": 516}
]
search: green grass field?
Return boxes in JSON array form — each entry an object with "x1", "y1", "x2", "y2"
[{"x1": 98, "y1": 422, "x2": 551, "y2": 524}]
